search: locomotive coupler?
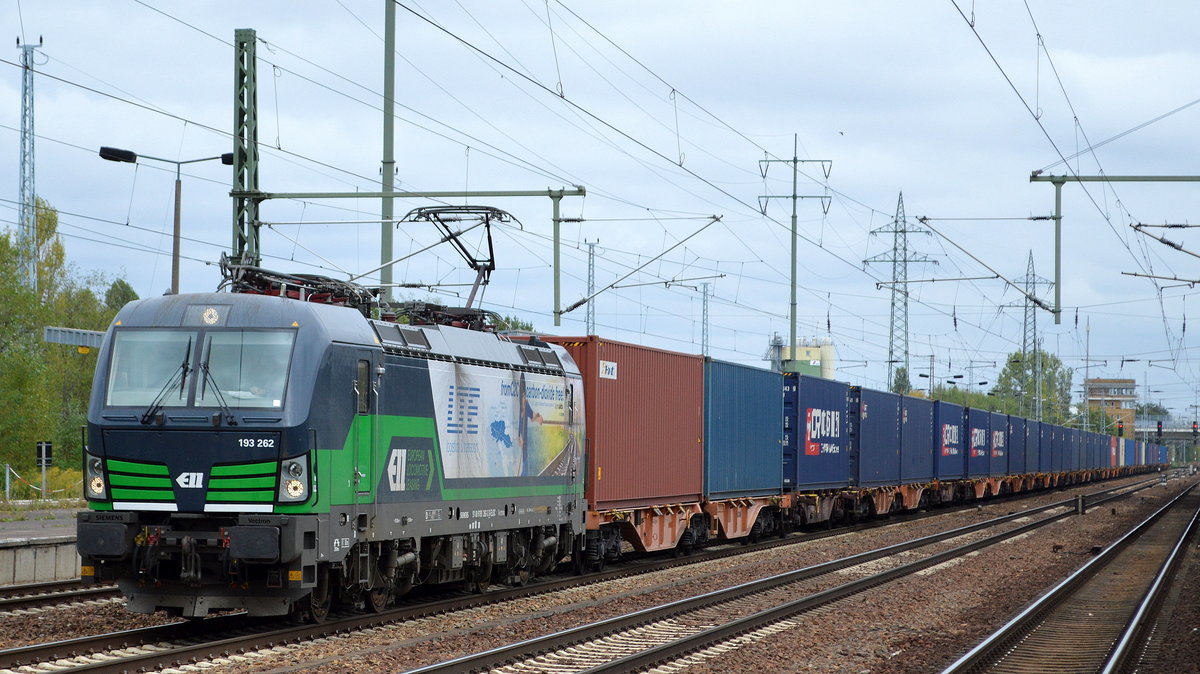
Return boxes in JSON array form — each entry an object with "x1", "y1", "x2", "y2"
[{"x1": 180, "y1": 535, "x2": 202, "y2": 584}]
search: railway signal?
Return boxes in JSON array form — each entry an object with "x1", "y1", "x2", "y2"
[
  {"x1": 1193, "y1": 421, "x2": 1197, "y2": 437},
  {"x1": 1118, "y1": 420, "x2": 1124, "y2": 437},
  {"x1": 1157, "y1": 420, "x2": 1163, "y2": 438}
]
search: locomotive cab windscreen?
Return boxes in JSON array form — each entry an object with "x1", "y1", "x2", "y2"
[{"x1": 105, "y1": 328, "x2": 296, "y2": 411}]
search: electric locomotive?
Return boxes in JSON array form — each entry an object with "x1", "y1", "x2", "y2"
[{"x1": 77, "y1": 278, "x2": 585, "y2": 619}]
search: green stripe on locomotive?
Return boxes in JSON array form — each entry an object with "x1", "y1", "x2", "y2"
[{"x1": 275, "y1": 413, "x2": 582, "y2": 514}]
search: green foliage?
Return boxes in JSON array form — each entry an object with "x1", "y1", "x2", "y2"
[
  {"x1": 925, "y1": 349, "x2": 1079, "y2": 425},
  {"x1": 0, "y1": 200, "x2": 130, "y2": 474},
  {"x1": 0, "y1": 466, "x2": 83, "y2": 502},
  {"x1": 889, "y1": 366, "x2": 912, "y2": 395},
  {"x1": 104, "y1": 278, "x2": 139, "y2": 312},
  {"x1": 988, "y1": 349, "x2": 1074, "y2": 424},
  {"x1": 1136, "y1": 402, "x2": 1169, "y2": 417},
  {"x1": 494, "y1": 314, "x2": 535, "y2": 332}
]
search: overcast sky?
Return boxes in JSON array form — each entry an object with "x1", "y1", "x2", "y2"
[{"x1": 4, "y1": 1, "x2": 1200, "y2": 415}]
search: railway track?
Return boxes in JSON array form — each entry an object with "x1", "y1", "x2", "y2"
[
  {"x1": 0, "y1": 475, "x2": 1168, "y2": 673},
  {"x1": 405, "y1": 478, "x2": 1180, "y2": 673},
  {"x1": 0, "y1": 580, "x2": 118, "y2": 612},
  {"x1": 942, "y1": 484, "x2": 1200, "y2": 674}
]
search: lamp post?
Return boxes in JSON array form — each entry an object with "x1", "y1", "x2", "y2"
[{"x1": 100, "y1": 147, "x2": 233, "y2": 294}]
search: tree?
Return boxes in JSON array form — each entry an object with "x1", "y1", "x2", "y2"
[
  {"x1": 989, "y1": 349, "x2": 1073, "y2": 424},
  {"x1": 1136, "y1": 402, "x2": 1169, "y2": 417},
  {"x1": 105, "y1": 279, "x2": 139, "y2": 312},
  {"x1": 0, "y1": 200, "x2": 131, "y2": 478},
  {"x1": 889, "y1": 366, "x2": 912, "y2": 395},
  {"x1": 495, "y1": 314, "x2": 535, "y2": 332}
]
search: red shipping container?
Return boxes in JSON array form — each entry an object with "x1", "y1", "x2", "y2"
[{"x1": 542, "y1": 336, "x2": 704, "y2": 510}]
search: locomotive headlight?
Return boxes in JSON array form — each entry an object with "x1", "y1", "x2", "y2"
[
  {"x1": 277, "y1": 455, "x2": 310, "y2": 503},
  {"x1": 84, "y1": 454, "x2": 107, "y2": 500},
  {"x1": 284, "y1": 479, "x2": 305, "y2": 498}
]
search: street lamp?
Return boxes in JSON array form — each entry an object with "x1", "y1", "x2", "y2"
[{"x1": 99, "y1": 147, "x2": 233, "y2": 294}]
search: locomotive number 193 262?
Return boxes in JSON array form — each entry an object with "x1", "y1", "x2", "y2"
[{"x1": 237, "y1": 438, "x2": 276, "y2": 448}]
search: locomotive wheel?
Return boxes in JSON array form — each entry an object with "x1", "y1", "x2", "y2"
[
  {"x1": 572, "y1": 538, "x2": 587, "y2": 576},
  {"x1": 305, "y1": 566, "x2": 331, "y2": 623},
  {"x1": 365, "y1": 586, "x2": 389, "y2": 612},
  {"x1": 467, "y1": 554, "x2": 494, "y2": 594}
]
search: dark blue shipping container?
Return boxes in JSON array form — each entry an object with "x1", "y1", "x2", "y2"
[
  {"x1": 1159, "y1": 444, "x2": 1169, "y2": 464},
  {"x1": 1008, "y1": 416, "x2": 1026, "y2": 476},
  {"x1": 1122, "y1": 438, "x2": 1135, "y2": 466},
  {"x1": 856, "y1": 388, "x2": 901, "y2": 487},
  {"x1": 901, "y1": 396, "x2": 934, "y2": 482},
  {"x1": 1068, "y1": 428, "x2": 1081, "y2": 471},
  {"x1": 1026, "y1": 420, "x2": 1041, "y2": 473},
  {"x1": 988, "y1": 411, "x2": 1007, "y2": 476},
  {"x1": 1075, "y1": 424, "x2": 1084, "y2": 467},
  {"x1": 784, "y1": 375, "x2": 851, "y2": 490},
  {"x1": 703, "y1": 360, "x2": 783, "y2": 499},
  {"x1": 966, "y1": 408, "x2": 990, "y2": 478},
  {"x1": 933, "y1": 401, "x2": 966, "y2": 480},
  {"x1": 1052, "y1": 426, "x2": 1066, "y2": 473},
  {"x1": 1042, "y1": 424, "x2": 1057, "y2": 473}
]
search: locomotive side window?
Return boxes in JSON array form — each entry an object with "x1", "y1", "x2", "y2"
[
  {"x1": 105, "y1": 330, "x2": 197, "y2": 407},
  {"x1": 196, "y1": 330, "x2": 295, "y2": 409},
  {"x1": 356, "y1": 360, "x2": 370, "y2": 414}
]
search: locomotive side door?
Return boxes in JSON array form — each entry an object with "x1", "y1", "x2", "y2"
[{"x1": 352, "y1": 353, "x2": 377, "y2": 499}]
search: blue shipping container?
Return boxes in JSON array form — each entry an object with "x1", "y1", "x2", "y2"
[
  {"x1": 704, "y1": 360, "x2": 783, "y2": 499},
  {"x1": 1073, "y1": 429, "x2": 1084, "y2": 471},
  {"x1": 988, "y1": 411, "x2": 1007, "y2": 476},
  {"x1": 857, "y1": 388, "x2": 901, "y2": 487},
  {"x1": 785, "y1": 375, "x2": 852, "y2": 490},
  {"x1": 1041, "y1": 424, "x2": 1056, "y2": 473},
  {"x1": 1054, "y1": 426, "x2": 1067, "y2": 473},
  {"x1": 1008, "y1": 416, "x2": 1026, "y2": 476},
  {"x1": 966, "y1": 408, "x2": 990, "y2": 478},
  {"x1": 934, "y1": 401, "x2": 966, "y2": 480},
  {"x1": 1123, "y1": 438, "x2": 1135, "y2": 467},
  {"x1": 901, "y1": 396, "x2": 934, "y2": 482},
  {"x1": 1026, "y1": 420, "x2": 1041, "y2": 473}
]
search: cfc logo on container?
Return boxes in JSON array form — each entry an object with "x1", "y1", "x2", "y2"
[
  {"x1": 941, "y1": 423, "x2": 960, "y2": 456},
  {"x1": 805, "y1": 408, "x2": 841, "y2": 456},
  {"x1": 970, "y1": 428, "x2": 989, "y2": 457},
  {"x1": 991, "y1": 430, "x2": 1006, "y2": 458}
]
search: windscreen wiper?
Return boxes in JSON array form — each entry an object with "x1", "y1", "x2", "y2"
[
  {"x1": 140, "y1": 337, "x2": 192, "y2": 425},
  {"x1": 200, "y1": 362, "x2": 238, "y2": 427}
]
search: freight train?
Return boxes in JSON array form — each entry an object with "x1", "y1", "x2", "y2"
[{"x1": 76, "y1": 274, "x2": 1167, "y2": 620}]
